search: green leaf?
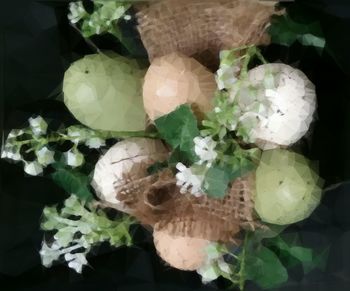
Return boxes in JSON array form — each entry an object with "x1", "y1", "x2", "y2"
[
  {"x1": 303, "y1": 247, "x2": 329, "y2": 273},
  {"x1": 51, "y1": 166, "x2": 93, "y2": 201},
  {"x1": 268, "y1": 14, "x2": 325, "y2": 52},
  {"x1": 203, "y1": 165, "x2": 232, "y2": 198},
  {"x1": 155, "y1": 105, "x2": 200, "y2": 163},
  {"x1": 203, "y1": 157, "x2": 255, "y2": 198},
  {"x1": 245, "y1": 245, "x2": 288, "y2": 289},
  {"x1": 266, "y1": 235, "x2": 329, "y2": 274}
]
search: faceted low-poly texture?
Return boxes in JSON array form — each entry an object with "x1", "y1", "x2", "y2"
[
  {"x1": 143, "y1": 53, "x2": 217, "y2": 120},
  {"x1": 254, "y1": 149, "x2": 322, "y2": 225},
  {"x1": 116, "y1": 169, "x2": 260, "y2": 243},
  {"x1": 91, "y1": 138, "x2": 168, "y2": 212},
  {"x1": 234, "y1": 63, "x2": 316, "y2": 149},
  {"x1": 63, "y1": 52, "x2": 146, "y2": 132},
  {"x1": 153, "y1": 229, "x2": 210, "y2": 271},
  {"x1": 136, "y1": 0, "x2": 278, "y2": 69}
]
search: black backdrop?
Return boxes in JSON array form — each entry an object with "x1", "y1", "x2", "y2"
[{"x1": 1, "y1": 1, "x2": 350, "y2": 290}]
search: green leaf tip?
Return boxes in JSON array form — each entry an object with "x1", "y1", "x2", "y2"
[{"x1": 155, "y1": 104, "x2": 200, "y2": 163}]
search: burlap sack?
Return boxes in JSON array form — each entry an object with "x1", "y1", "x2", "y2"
[{"x1": 136, "y1": 0, "x2": 280, "y2": 69}]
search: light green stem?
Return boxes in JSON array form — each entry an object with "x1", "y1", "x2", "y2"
[{"x1": 238, "y1": 232, "x2": 249, "y2": 290}]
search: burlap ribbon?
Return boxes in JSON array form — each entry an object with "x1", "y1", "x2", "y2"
[
  {"x1": 115, "y1": 168, "x2": 261, "y2": 243},
  {"x1": 136, "y1": 0, "x2": 280, "y2": 69}
]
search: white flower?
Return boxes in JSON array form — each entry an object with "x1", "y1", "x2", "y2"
[
  {"x1": 24, "y1": 161, "x2": 43, "y2": 176},
  {"x1": 217, "y1": 258, "x2": 231, "y2": 273},
  {"x1": 216, "y1": 64, "x2": 240, "y2": 90},
  {"x1": 197, "y1": 264, "x2": 220, "y2": 283},
  {"x1": 29, "y1": 116, "x2": 48, "y2": 136},
  {"x1": 64, "y1": 252, "x2": 88, "y2": 273},
  {"x1": 1, "y1": 149, "x2": 6, "y2": 159},
  {"x1": 64, "y1": 149, "x2": 84, "y2": 167},
  {"x1": 36, "y1": 146, "x2": 55, "y2": 166},
  {"x1": 194, "y1": 136, "x2": 218, "y2": 166},
  {"x1": 85, "y1": 137, "x2": 105, "y2": 149},
  {"x1": 40, "y1": 241, "x2": 61, "y2": 267},
  {"x1": 196, "y1": 243, "x2": 232, "y2": 284},
  {"x1": 67, "y1": 129, "x2": 82, "y2": 144},
  {"x1": 1, "y1": 145, "x2": 22, "y2": 161},
  {"x1": 68, "y1": 2, "x2": 86, "y2": 24},
  {"x1": 8, "y1": 129, "x2": 24, "y2": 138},
  {"x1": 124, "y1": 15, "x2": 131, "y2": 21},
  {"x1": 175, "y1": 163, "x2": 205, "y2": 196}
]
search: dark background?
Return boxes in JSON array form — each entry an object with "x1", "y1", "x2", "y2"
[{"x1": 1, "y1": 0, "x2": 350, "y2": 290}]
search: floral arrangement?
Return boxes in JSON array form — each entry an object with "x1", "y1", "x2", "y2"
[{"x1": 2, "y1": 0, "x2": 331, "y2": 290}]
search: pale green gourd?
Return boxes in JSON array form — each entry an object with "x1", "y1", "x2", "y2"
[
  {"x1": 63, "y1": 52, "x2": 146, "y2": 132},
  {"x1": 254, "y1": 149, "x2": 322, "y2": 225}
]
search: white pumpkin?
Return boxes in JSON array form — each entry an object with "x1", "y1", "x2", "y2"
[{"x1": 91, "y1": 138, "x2": 168, "y2": 212}]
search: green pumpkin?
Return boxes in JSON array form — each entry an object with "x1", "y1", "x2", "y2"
[
  {"x1": 63, "y1": 52, "x2": 146, "y2": 132},
  {"x1": 254, "y1": 149, "x2": 322, "y2": 225}
]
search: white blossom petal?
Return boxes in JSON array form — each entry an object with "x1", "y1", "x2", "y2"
[
  {"x1": 175, "y1": 163, "x2": 205, "y2": 196},
  {"x1": 36, "y1": 146, "x2": 55, "y2": 166},
  {"x1": 85, "y1": 137, "x2": 105, "y2": 149},
  {"x1": 64, "y1": 149, "x2": 84, "y2": 167},
  {"x1": 24, "y1": 161, "x2": 43, "y2": 176},
  {"x1": 29, "y1": 116, "x2": 48, "y2": 136}
]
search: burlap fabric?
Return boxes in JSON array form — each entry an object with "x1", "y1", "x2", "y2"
[
  {"x1": 115, "y1": 168, "x2": 261, "y2": 243},
  {"x1": 136, "y1": 0, "x2": 279, "y2": 69}
]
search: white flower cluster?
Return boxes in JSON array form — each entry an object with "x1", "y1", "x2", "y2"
[
  {"x1": 175, "y1": 163, "x2": 205, "y2": 197},
  {"x1": 68, "y1": 1, "x2": 131, "y2": 37},
  {"x1": 1, "y1": 116, "x2": 54, "y2": 176},
  {"x1": 29, "y1": 115, "x2": 48, "y2": 136},
  {"x1": 40, "y1": 241, "x2": 89, "y2": 273},
  {"x1": 216, "y1": 50, "x2": 241, "y2": 90},
  {"x1": 194, "y1": 136, "x2": 218, "y2": 166},
  {"x1": 1, "y1": 116, "x2": 110, "y2": 176},
  {"x1": 175, "y1": 136, "x2": 218, "y2": 196},
  {"x1": 67, "y1": 2, "x2": 86, "y2": 24},
  {"x1": 40, "y1": 195, "x2": 133, "y2": 273},
  {"x1": 196, "y1": 243, "x2": 232, "y2": 283}
]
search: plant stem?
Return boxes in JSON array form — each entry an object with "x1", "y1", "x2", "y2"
[
  {"x1": 255, "y1": 48, "x2": 268, "y2": 64},
  {"x1": 103, "y1": 130, "x2": 159, "y2": 139},
  {"x1": 238, "y1": 232, "x2": 249, "y2": 290}
]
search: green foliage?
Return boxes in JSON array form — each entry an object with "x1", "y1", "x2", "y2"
[
  {"x1": 51, "y1": 164, "x2": 94, "y2": 201},
  {"x1": 265, "y1": 234, "x2": 329, "y2": 274},
  {"x1": 155, "y1": 105, "x2": 200, "y2": 163},
  {"x1": 68, "y1": 1, "x2": 141, "y2": 53},
  {"x1": 68, "y1": 1, "x2": 131, "y2": 38},
  {"x1": 195, "y1": 46, "x2": 264, "y2": 198},
  {"x1": 40, "y1": 195, "x2": 134, "y2": 273},
  {"x1": 202, "y1": 165, "x2": 233, "y2": 198},
  {"x1": 201, "y1": 141, "x2": 258, "y2": 198},
  {"x1": 245, "y1": 245, "x2": 288, "y2": 289},
  {"x1": 203, "y1": 229, "x2": 329, "y2": 290},
  {"x1": 269, "y1": 14, "x2": 325, "y2": 52}
]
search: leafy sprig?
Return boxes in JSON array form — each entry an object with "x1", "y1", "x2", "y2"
[
  {"x1": 1, "y1": 115, "x2": 156, "y2": 176},
  {"x1": 68, "y1": 1, "x2": 131, "y2": 38},
  {"x1": 269, "y1": 14, "x2": 325, "y2": 52},
  {"x1": 198, "y1": 229, "x2": 328, "y2": 290},
  {"x1": 40, "y1": 194, "x2": 134, "y2": 273},
  {"x1": 68, "y1": 0, "x2": 140, "y2": 53}
]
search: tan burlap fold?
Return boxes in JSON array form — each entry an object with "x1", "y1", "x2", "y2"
[
  {"x1": 136, "y1": 0, "x2": 279, "y2": 69},
  {"x1": 115, "y1": 168, "x2": 261, "y2": 243}
]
